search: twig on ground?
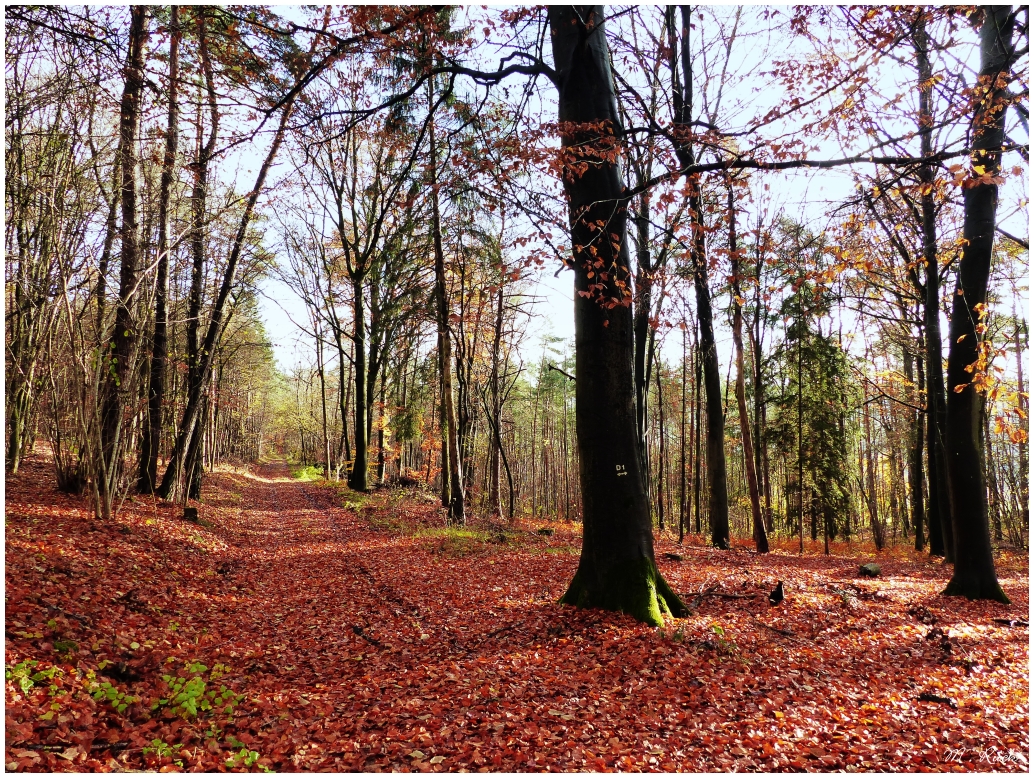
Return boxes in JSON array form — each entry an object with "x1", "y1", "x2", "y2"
[
  {"x1": 992, "y1": 618, "x2": 1028, "y2": 628},
  {"x1": 351, "y1": 624, "x2": 383, "y2": 647}
]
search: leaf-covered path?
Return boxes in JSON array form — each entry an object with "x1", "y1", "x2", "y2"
[{"x1": 5, "y1": 458, "x2": 1029, "y2": 771}]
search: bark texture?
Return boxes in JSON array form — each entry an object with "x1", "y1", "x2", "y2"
[
  {"x1": 550, "y1": 6, "x2": 685, "y2": 626},
  {"x1": 99, "y1": 5, "x2": 148, "y2": 514},
  {"x1": 942, "y1": 5, "x2": 1015, "y2": 604},
  {"x1": 139, "y1": 5, "x2": 180, "y2": 493}
]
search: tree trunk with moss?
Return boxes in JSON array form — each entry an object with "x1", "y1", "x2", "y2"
[
  {"x1": 550, "y1": 6, "x2": 686, "y2": 627},
  {"x1": 942, "y1": 5, "x2": 1016, "y2": 604}
]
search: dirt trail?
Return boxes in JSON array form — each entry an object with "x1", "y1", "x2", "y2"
[{"x1": 5, "y1": 457, "x2": 1029, "y2": 772}]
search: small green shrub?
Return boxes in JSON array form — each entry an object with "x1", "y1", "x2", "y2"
[
  {"x1": 91, "y1": 680, "x2": 139, "y2": 713},
  {"x1": 143, "y1": 739, "x2": 182, "y2": 759},
  {"x1": 154, "y1": 660, "x2": 241, "y2": 719},
  {"x1": 711, "y1": 623, "x2": 739, "y2": 655},
  {"x1": 658, "y1": 624, "x2": 688, "y2": 643},
  {"x1": 6, "y1": 660, "x2": 61, "y2": 695},
  {"x1": 226, "y1": 738, "x2": 270, "y2": 771},
  {"x1": 53, "y1": 639, "x2": 78, "y2": 655}
]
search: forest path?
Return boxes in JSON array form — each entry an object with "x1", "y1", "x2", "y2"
[
  {"x1": 179, "y1": 460, "x2": 591, "y2": 771},
  {"x1": 4, "y1": 456, "x2": 1030, "y2": 772}
]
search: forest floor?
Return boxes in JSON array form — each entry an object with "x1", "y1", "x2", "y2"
[{"x1": 5, "y1": 456, "x2": 1029, "y2": 772}]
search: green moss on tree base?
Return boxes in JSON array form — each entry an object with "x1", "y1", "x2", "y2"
[
  {"x1": 942, "y1": 573, "x2": 1010, "y2": 604},
  {"x1": 559, "y1": 556, "x2": 688, "y2": 627}
]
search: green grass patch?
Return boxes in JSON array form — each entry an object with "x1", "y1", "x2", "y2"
[
  {"x1": 415, "y1": 526, "x2": 492, "y2": 558},
  {"x1": 367, "y1": 512, "x2": 405, "y2": 533},
  {"x1": 341, "y1": 492, "x2": 369, "y2": 512},
  {"x1": 414, "y1": 527, "x2": 491, "y2": 542},
  {"x1": 292, "y1": 465, "x2": 325, "y2": 482}
]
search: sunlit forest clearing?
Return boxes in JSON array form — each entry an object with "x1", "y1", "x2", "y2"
[{"x1": 5, "y1": 5, "x2": 1029, "y2": 772}]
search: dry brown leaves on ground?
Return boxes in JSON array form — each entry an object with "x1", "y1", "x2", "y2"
[{"x1": 5, "y1": 456, "x2": 1029, "y2": 772}]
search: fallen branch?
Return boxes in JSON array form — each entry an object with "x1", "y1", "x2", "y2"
[
  {"x1": 688, "y1": 584, "x2": 719, "y2": 610},
  {"x1": 351, "y1": 624, "x2": 383, "y2": 647},
  {"x1": 992, "y1": 618, "x2": 1028, "y2": 628},
  {"x1": 483, "y1": 623, "x2": 519, "y2": 641},
  {"x1": 684, "y1": 585, "x2": 761, "y2": 606},
  {"x1": 38, "y1": 600, "x2": 92, "y2": 624},
  {"x1": 917, "y1": 692, "x2": 957, "y2": 709}
]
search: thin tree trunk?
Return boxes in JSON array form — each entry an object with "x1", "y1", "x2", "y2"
[
  {"x1": 655, "y1": 363, "x2": 666, "y2": 531},
  {"x1": 98, "y1": 5, "x2": 148, "y2": 518},
  {"x1": 749, "y1": 228, "x2": 774, "y2": 534},
  {"x1": 984, "y1": 403, "x2": 1003, "y2": 542},
  {"x1": 727, "y1": 179, "x2": 768, "y2": 552},
  {"x1": 428, "y1": 93, "x2": 463, "y2": 523},
  {"x1": 914, "y1": 15, "x2": 954, "y2": 561},
  {"x1": 176, "y1": 11, "x2": 219, "y2": 503},
  {"x1": 693, "y1": 319, "x2": 702, "y2": 535},
  {"x1": 797, "y1": 304, "x2": 805, "y2": 553},
  {"x1": 679, "y1": 321, "x2": 687, "y2": 543},
  {"x1": 667, "y1": 6, "x2": 729, "y2": 548},
  {"x1": 159, "y1": 84, "x2": 298, "y2": 499},
  {"x1": 907, "y1": 341, "x2": 927, "y2": 550},
  {"x1": 377, "y1": 374, "x2": 387, "y2": 485},
  {"x1": 489, "y1": 286, "x2": 504, "y2": 515},
  {"x1": 1014, "y1": 316, "x2": 1028, "y2": 528},
  {"x1": 339, "y1": 332, "x2": 353, "y2": 467},
  {"x1": 633, "y1": 190, "x2": 654, "y2": 481},
  {"x1": 863, "y1": 395, "x2": 885, "y2": 550},
  {"x1": 139, "y1": 5, "x2": 180, "y2": 493},
  {"x1": 348, "y1": 279, "x2": 369, "y2": 490},
  {"x1": 317, "y1": 320, "x2": 331, "y2": 478}
]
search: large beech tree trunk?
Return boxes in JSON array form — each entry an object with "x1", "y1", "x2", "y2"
[
  {"x1": 550, "y1": 6, "x2": 686, "y2": 626},
  {"x1": 942, "y1": 5, "x2": 1015, "y2": 603}
]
